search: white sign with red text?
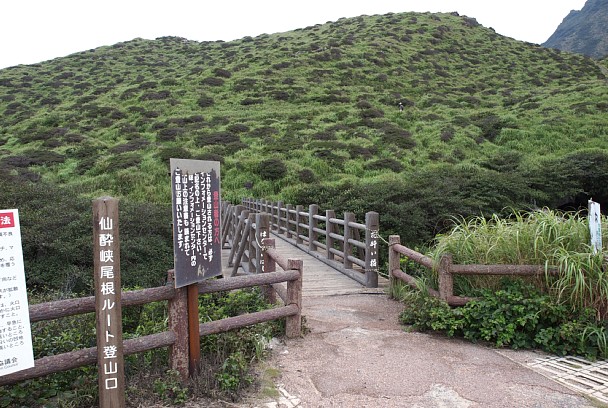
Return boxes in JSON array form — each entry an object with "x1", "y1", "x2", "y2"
[{"x1": 0, "y1": 209, "x2": 34, "y2": 377}]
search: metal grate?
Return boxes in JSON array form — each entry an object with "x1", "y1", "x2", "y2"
[{"x1": 528, "y1": 355, "x2": 608, "y2": 403}]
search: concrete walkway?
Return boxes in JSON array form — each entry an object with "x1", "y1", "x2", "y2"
[
  {"x1": 252, "y1": 293, "x2": 596, "y2": 407},
  {"x1": 219, "y1": 235, "x2": 599, "y2": 407}
]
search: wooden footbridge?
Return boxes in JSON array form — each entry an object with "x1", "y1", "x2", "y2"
[{"x1": 221, "y1": 199, "x2": 389, "y2": 296}]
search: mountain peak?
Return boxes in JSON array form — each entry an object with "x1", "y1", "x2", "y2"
[{"x1": 542, "y1": 0, "x2": 608, "y2": 58}]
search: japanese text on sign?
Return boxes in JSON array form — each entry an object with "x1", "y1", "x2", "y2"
[
  {"x1": 0, "y1": 209, "x2": 34, "y2": 377},
  {"x1": 171, "y1": 159, "x2": 221, "y2": 288},
  {"x1": 93, "y1": 198, "x2": 125, "y2": 407}
]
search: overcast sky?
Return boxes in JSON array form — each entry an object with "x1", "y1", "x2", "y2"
[{"x1": 1, "y1": 0, "x2": 587, "y2": 70}]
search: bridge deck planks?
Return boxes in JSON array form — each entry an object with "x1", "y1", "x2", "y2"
[{"x1": 221, "y1": 233, "x2": 388, "y2": 297}]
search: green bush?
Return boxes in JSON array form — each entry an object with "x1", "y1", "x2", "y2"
[
  {"x1": 398, "y1": 280, "x2": 608, "y2": 359},
  {"x1": 257, "y1": 158, "x2": 287, "y2": 181}
]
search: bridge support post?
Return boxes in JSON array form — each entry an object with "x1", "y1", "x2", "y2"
[
  {"x1": 285, "y1": 204, "x2": 293, "y2": 238},
  {"x1": 309, "y1": 204, "x2": 318, "y2": 252},
  {"x1": 256, "y1": 213, "x2": 270, "y2": 274},
  {"x1": 295, "y1": 205, "x2": 304, "y2": 245},
  {"x1": 343, "y1": 212, "x2": 355, "y2": 270},
  {"x1": 326, "y1": 210, "x2": 336, "y2": 261},
  {"x1": 261, "y1": 238, "x2": 277, "y2": 304},
  {"x1": 364, "y1": 211, "x2": 379, "y2": 288}
]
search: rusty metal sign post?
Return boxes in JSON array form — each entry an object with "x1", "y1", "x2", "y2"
[
  {"x1": 170, "y1": 159, "x2": 222, "y2": 375},
  {"x1": 93, "y1": 197, "x2": 125, "y2": 408}
]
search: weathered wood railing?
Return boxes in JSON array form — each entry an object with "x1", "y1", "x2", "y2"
[
  {"x1": 0, "y1": 238, "x2": 302, "y2": 386},
  {"x1": 233, "y1": 198, "x2": 379, "y2": 288},
  {"x1": 388, "y1": 235, "x2": 559, "y2": 306}
]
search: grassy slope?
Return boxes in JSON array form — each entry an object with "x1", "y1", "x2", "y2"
[{"x1": 0, "y1": 11, "x2": 606, "y2": 206}]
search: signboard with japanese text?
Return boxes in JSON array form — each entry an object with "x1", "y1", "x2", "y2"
[
  {"x1": 92, "y1": 198, "x2": 125, "y2": 407},
  {"x1": 170, "y1": 159, "x2": 222, "y2": 288},
  {"x1": 589, "y1": 200, "x2": 602, "y2": 254},
  {"x1": 0, "y1": 209, "x2": 34, "y2": 377}
]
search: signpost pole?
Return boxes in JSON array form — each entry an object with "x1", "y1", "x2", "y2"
[
  {"x1": 93, "y1": 197, "x2": 125, "y2": 408},
  {"x1": 169, "y1": 158, "x2": 222, "y2": 378},
  {"x1": 187, "y1": 284, "x2": 201, "y2": 375}
]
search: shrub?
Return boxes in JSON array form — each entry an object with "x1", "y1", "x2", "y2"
[
  {"x1": 398, "y1": 279, "x2": 608, "y2": 359},
  {"x1": 257, "y1": 158, "x2": 287, "y2": 181},
  {"x1": 213, "y1": 68, "x2": 232, "y2": 78},
  {"x1": 157, "y1": 146, "x2": 192, "y2": 166},
  {"x1": 363, "y1": 158, "x2": 403, "y2": 172},
  {"x1": 197, "y1": 95, "x2": 215, "y2": 108},
  {"x1": 298, "y1": 169, "x2": 316, "y2": 183},
  {"x1": 240, "y1": 98, "x2": 263, "y2": 106},
  {"x1": 201, "y1": 77, "x2": 224, "y2": 86}
]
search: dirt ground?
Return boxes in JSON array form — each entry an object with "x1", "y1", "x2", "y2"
[{"x1": 173, "y1": 293, "x2": 599, "y2": 408}]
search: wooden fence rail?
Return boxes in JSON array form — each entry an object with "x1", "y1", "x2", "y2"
[
  {"x1": 237, "y1": 198, "x2": 379, "y2": 287},
  {"x1": 388, "y1": 235, "x2": 559, "y2": 306},
  {"x1": 0, "y1": 239, "x2": 302, "y2": 386}
]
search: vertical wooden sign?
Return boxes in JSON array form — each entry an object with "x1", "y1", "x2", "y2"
[{"x1": 93, "y1": 197, "x2": 125, "y2": 407}]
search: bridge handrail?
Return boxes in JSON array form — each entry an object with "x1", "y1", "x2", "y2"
[
  {"x1": 388, "y1": 235, "x2": 559, "y2": 306},
  {"x1": 238, "y1": 198, "x2": 379, "y2": 288}
]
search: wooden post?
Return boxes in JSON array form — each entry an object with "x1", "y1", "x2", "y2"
[
  {"x1": 167, "y1": 270, "x2": 189, "y2": 381},
  {"x1": 364, "y1": 211, "x2": 379, "y2": 288},
  {"x1": 93, "y1": 197, "x2": 125, "y2": 408},
  {"x1": 388, "y1": 235, "x2": 401, "y2": 288},
  {"x1": 262, "y1": 238, "x2": 277, "y2": 304},
  {"x1": 277, "y1": 201, "x2": 284, "y2": 234},
  {"x1": 343, "y1": 212, "x2": 355, "y2": 270},
  {"x1": 285, "y1": 258, "x2": 303, "y2": 338},
  {"x1": 326, "y1": 210, "x2": 335, "y2": 260},
  {"x1": 256, "y1": 213, "x2": 270, "y2": 274},
  {"x1": 247, "y1": 213, "x2": 256, "y2": 273},
  {"x1": 231, "y1": 217, "x2": 251, "y2": 276},
  {"x1": 295, "y1": 205, "x2": 304, "y2": 245},
  {"x1": 438, "y1": 254, "x2": 454, "y2": 302},
  {"x1": 228, "y1": 209, "x2": 249, "y2": 266},
  {"x1": 187, "y1": 284, "x2": 200, "y2": 375},
  {"x1": 309, "y1": 204, "x2": 318, "y2": 252},
  {"x1": 285, "y1": 204, "x2": 293, "y2": 238}
]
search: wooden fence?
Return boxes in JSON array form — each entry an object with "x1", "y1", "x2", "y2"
[
  {"x1": 0, "y1": 239, "x2": 302, "y2": 386},
  {"x1": 387, "y1": 235, "x2": 559, "y2": 306},
  {"x1": 229, "y1": 198, "x2": 379, "y2": 288}
]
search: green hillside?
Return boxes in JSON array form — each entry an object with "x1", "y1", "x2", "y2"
[{"x1": 1, "y1": 11, "x2": 607, "y2": 245}]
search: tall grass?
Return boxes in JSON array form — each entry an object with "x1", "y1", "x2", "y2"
[{"x1": 431, "y1": 208, "x2": 608, "y2": 318}]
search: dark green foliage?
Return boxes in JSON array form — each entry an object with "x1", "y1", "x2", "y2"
[
  {"x1": 156, "y1": 146, "x2": 192, "y2": 166},
  {"x1": 109, "y1": 138, "x2": 150, "y2": 153},
  {"x1": 0, "y1": 177, "x2": 174, "y2": 292},
  {"x1": 363, "y1": 158, "x2": 404, "y2": 172},
  {"x1": 226, "y1": 123, "x2": 250, "y2": 133},
  {"x1": 201, "y1": 77, "x2": 224, "y2": 86},
  {"x1": 298, "y1": 168, "x2": 316, "y2": 183},
  {"x1": 399, "y1": 280, "x2": 607, "y2": 359},
  {"x1": 196, "y1": 95, "x2": 215, "y2": 108},
  {"x1": 527, "y1": 148, "x2": 608, "y2": 209},
  {"x1": 257, "y1": 158, "x2": 287, "y2": 181},
  {"x1": 104, "y1": 152, "x2": 142, "y2": 170}
]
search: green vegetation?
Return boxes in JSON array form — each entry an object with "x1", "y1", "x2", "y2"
[
  {"x1": 0, "y1": 11, "x2": 607, "y2": 248},
  {"x1": 0, "y1": 288, "x2": 282, "y2": 407},
  {"x1": 395, "y1": 209, "x2": 608, "y2": 359},
  {"x1": 1, "y1": 9, "x2": 608, "y2": 405}
]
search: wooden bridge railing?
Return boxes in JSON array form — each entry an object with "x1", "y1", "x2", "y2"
[
  {"x1": 0, "y1": 239, "x2": 302, "y2": 386},
  {"x1": 388, "y1": 235, "x2": 559, "y2": 306},
  {"x1": 232, "y1": 198, "x2": 379, "y2": 288}
]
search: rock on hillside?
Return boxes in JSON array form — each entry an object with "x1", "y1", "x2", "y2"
[{"x1": 542, "y1": 0, "x2": 608, "y2": 58}]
